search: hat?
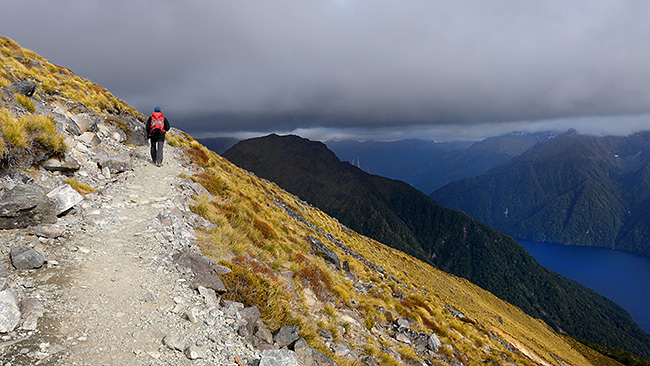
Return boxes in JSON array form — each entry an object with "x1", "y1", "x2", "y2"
[{"x1": 153, "y1": 106, "x2": 161, "y2": 112}]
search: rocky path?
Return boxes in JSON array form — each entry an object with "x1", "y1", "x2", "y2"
[{"x1": 1, "y1": 144, "x2": 261, "y2": 365}]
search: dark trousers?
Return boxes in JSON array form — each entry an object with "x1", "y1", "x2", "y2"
[{"x1": 150, "y1": 138, "x2": 164, "y2": 164}]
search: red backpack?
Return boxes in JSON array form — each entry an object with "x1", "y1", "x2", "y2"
[{"x1": 150, "y1": 112, "x2": 165, "y2": 135}]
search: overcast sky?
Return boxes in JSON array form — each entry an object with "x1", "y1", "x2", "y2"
[{"x1": 3, "y1": 0, "x2": 650, "y2": 141}]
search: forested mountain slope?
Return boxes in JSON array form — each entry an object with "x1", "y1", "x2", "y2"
[{"x1": 432, "y1": 129, "x2": 650, "y2": 257}]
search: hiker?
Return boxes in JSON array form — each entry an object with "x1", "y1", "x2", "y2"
[{"x1": 145, "y1": 106, "x2": 170, "y2": 166}]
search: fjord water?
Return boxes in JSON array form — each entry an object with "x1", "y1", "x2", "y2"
[{"x1": 518, "y1": 240, "x2": 650, "y2": 334}]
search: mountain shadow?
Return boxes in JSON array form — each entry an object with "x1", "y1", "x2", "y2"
[
  {"x1": 223, "y1": 133, "x2": 650, "y2": 359},
  {"x1": 431, "y1": 129, "x2": 650, "y2": 258}
]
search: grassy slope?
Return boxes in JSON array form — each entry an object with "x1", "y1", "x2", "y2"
[{"x1": 167, "y1": 132, "x2": 619, "y2": 366}]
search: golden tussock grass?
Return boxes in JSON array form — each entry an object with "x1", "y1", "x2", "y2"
[
  {"x1": 0, "y1": 108, "x2": 28, "y2": 148},
  {"x1": 16, "y1": 94, "x2": 35, "y2": 112},
  {"x1": 0, "y1": 110, "x2": 67, "y2": 168},
  {"x1": 64, "y1": 177, "x2": 95, "y2": 195}
]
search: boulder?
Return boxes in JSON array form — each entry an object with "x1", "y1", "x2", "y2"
[
  {"x1": 361, "y1": 356, "x2": 379, "y2": 366},
  {"x1": 97, "y1": 152, "x2": 132, "y2": 174},
  {"x1": 0, "y1": 289, "x2": 20, "y2": 333},
  {"x1": 28, "y1": 224, "x2": 66, "y2": 238},
  {"x1": 444, "y1": 305, "x2": 477, "y2": 325},
  {"x1": 65, "y1": 100, "x2": 89, "y2": 114},
  {"x1": 395, "y1": 318, "x2": 410, "y2": 330},
  {"x1": 259, "y1": 349, "x2": 300, "y2": 366},
  {"x1": 395, "y1": 332, "x2": 411, "y2": 344},
  {"x1": 20, "y1": 297, "x2": 44, "y2": 331},
  {"x1": 70, "y1": 113, "x2": 100, "y2": 133},
  {"x1": 273, "y1": 325, "x2": 300, "y2": 348},
  {"x1": 106, "y1": 116, "x2": 146, "y2": 146},
  {"x1": 294, "y1": 338, "x2": 336, "y2": 366},
  {"x1": 10, "y1": 246, "x2": 47, "y2": 270},
  {"x1": 239, "y1": 306, "x2": 261, "y2": 335},
  {"x1": 172, "y1": 251, "x2": 227, "y2": 293},
  {"x1": 184, "y1": 345, "x2": 206, "y2": 360},
  {"x1": 332, "y1": 343, "x2": 356, "y2": 359},
  {"x1": 0, "y1": 185, "x2": 57, "y2": 229},
  {"x1": 10, "y1": 80, "x2": 36, "y2": 97},
  {"x1": 427, "y1": 333, "x2": 442, "y2": 350},
  {"x1": 47, "y1": 184, "x2": 84, "y2": 215},
  {"x1": 197, "y1": 286, "x2": 220, "y2": 308},
  {"x1": 0, "y1": 86, "x2": 14, "y2": 97},
  {"x1": 307, "y1": 235, "x2": 341, "y2": 270},
  {"x1": 41, "y1": 156, "x2": 81, "y2": 173},
  {"x1": 317, "y1": 328, "x2": 333, "y2": 341},
  {"x1": 254, "y1": 319, "x2": 274, "y2": 345},
  {"x1": 76, "y1": 132, "x2": 101, "y2": 146},
  {"x1": 51, "y1": 111, "x2": 83, "y2": 136}
]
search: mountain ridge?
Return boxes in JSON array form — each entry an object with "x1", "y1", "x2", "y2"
[{"x1": 325, "y1": 132, "x2": 556, "y2": 193}]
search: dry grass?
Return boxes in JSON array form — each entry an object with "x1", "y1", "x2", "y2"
[
  {"x1": 0, "y1": 108, "x2": 27, "y2": 147},
  {"x1": 0, "y1": 108, "x2": 66, "y2": 169},
  {"x1": 16, "y1": 94, "x2": 35, "y2": 112},
  {"x1": 22, "y1": 114, "x2": 66, "y2": 154},
  {"x1": 64, "y1": 177, "x2": 95, "y2": 195}
]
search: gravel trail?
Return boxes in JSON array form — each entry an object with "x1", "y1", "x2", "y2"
[{"x1": 1, "y1": 143, "x2": 260, "y2": 366}]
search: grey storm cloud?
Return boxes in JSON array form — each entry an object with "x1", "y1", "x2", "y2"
[{"x1": 3, "y1": 0, "x2": 650, "y2": 139}]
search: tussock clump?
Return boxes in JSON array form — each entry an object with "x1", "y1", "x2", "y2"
[
  {"x1": 221, "y1": 258, "x2": 293, "y2": 330},
  {"x1": 0, "y1": 108, "x2": 65, "y2": 169},
  {"x1": 187, "y1": 145, "x2": 210, "y2": 166},
  {"x1": 16, "y1": 94, "x2": 35, "y2": 112},
  {"x1": 293, "y1": 266, "x2": 337, "y2": 302},
  {"x1": 23, "y1": 114, "x2": 66, "y2": 153}
]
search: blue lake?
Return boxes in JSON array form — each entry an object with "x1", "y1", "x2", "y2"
[{"x1": 518, "y1": 240, "x2": 650, "y2": 334}]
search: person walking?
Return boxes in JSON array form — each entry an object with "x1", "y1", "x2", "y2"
[{"x1": 145, "y1": 106, "x2": 170, "y2": 166}]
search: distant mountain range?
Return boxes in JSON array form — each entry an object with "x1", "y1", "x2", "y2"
[
  {"x1": 223, "y1": 133, "x2": 650, "y2": 358},
  {"x1": 432, "y1": 129, "x2": 650, "y2": 257},
  {"x1": 197, "y1": 137, "x2": 241, "y2": 155},
  {"x1": 326, "y1": 132, "x2": 557, "y2": 194}
]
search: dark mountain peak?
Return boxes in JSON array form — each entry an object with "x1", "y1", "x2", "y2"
[{"x1": 227, "y1": 134, "x2": 340, "y2": 167}]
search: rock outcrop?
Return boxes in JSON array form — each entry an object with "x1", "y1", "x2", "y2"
[
  {"x1": 0, "y1": 185, "x2": 57, "y2": 229},
  {"x1": 9, "y1": 80, "x2": 36, "y2": 97}
]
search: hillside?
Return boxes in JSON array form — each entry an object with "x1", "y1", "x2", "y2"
[
  {"x1": 223, "y1": 133, "x2": 650, "y2": 360},
  {"x1": 431, "y1": 129, "x2": 650, "y2": 257},
  {"x1": 326, "y1": 132, "x2": 555, "y2": 194},
  {"x1": 0, "y1": 36, "x2": 637, "y2": 365}
]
